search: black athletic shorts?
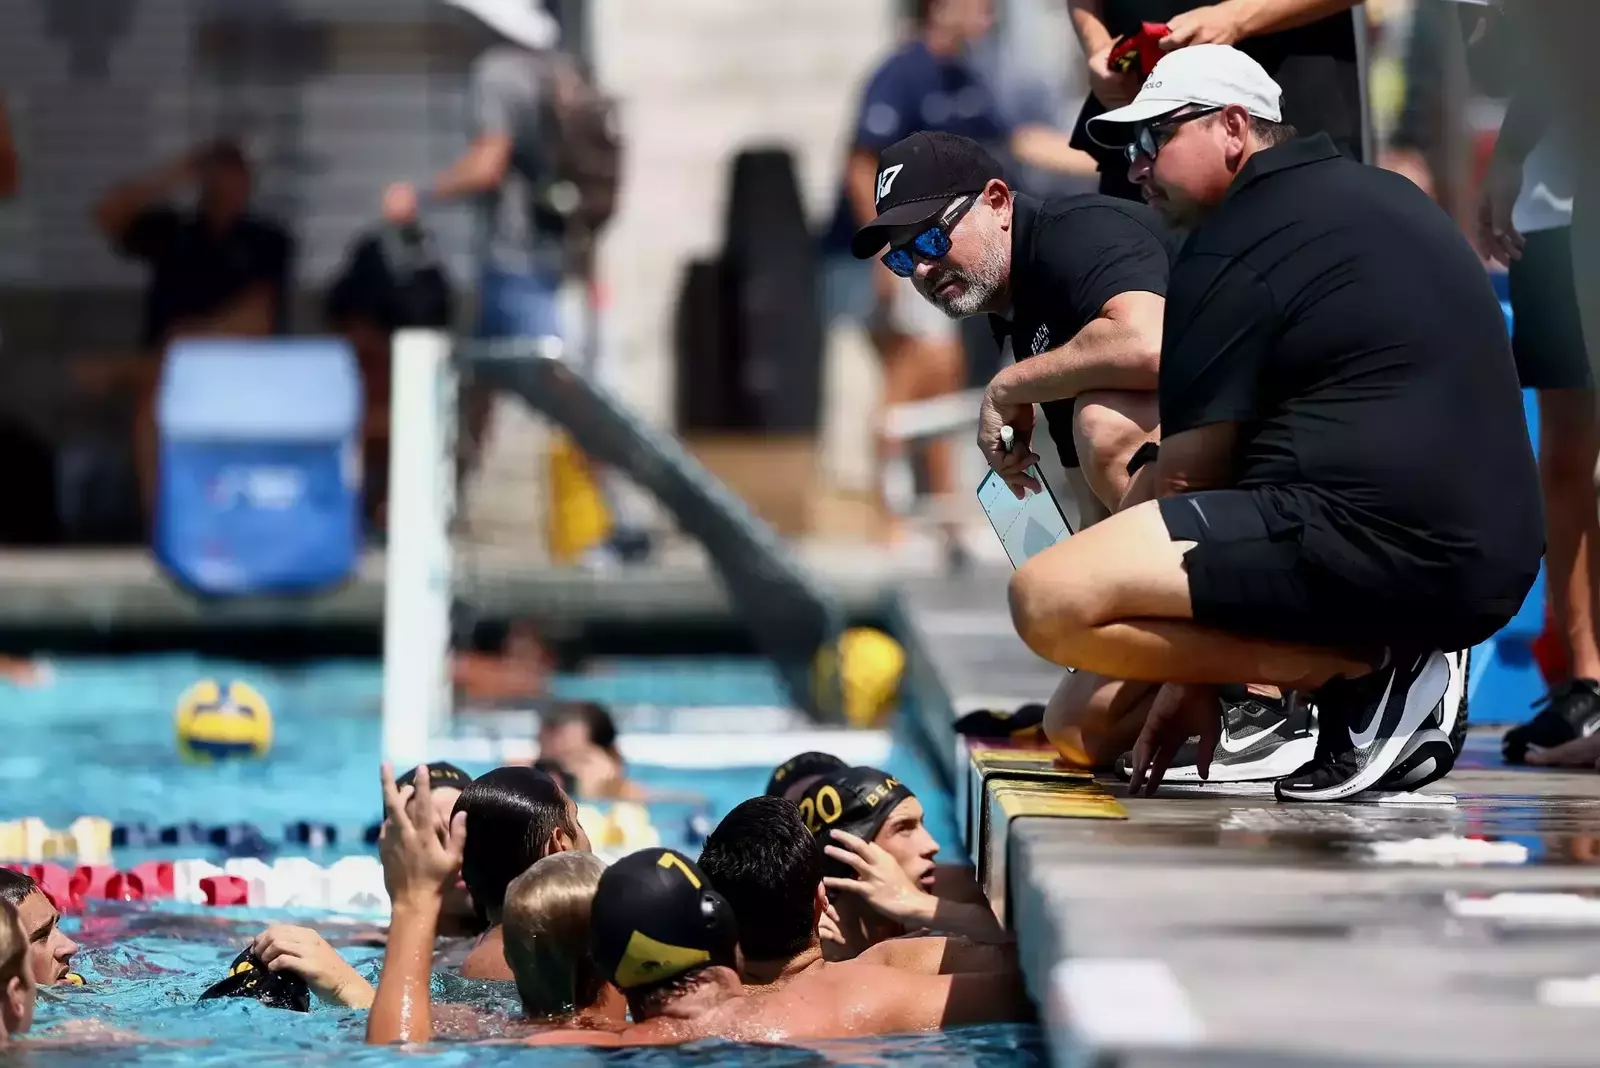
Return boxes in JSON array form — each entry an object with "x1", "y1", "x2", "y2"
[
  {"x1": 1509, "y1": 227, "x2": 1593, "y2": 390},
  {"x1": 1158, "y1": 488, "x2": 1519, "y2": 654}
]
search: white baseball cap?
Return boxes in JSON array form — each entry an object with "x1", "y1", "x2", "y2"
[
  {"x1": 444, "y1": 0, "x2": 559, "y2": 51},
  {"x1": 1087, "y1": 44, "x2": 1283, "y2": 148}
]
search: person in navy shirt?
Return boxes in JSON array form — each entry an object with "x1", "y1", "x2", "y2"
[{"x1": 821, "y1": 0, "x2": 1088, "y2": 569}]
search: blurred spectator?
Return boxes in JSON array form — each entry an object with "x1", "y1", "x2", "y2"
[
  {"x1": 537, "y1": 701, "x2": 643, "y2": 800},
  {"x1": 91, "y1": 140, "x2": 294, "y2": 520},
  {"x1": 324, "y1": 220, "x2": 456, "y2": 533},
  {"x1": 823, "y1": 0, "x2": 1088, "y2": 563},
  {"x1": 383, "y1": 0, "x2": 642, "y2": 563},
  {"x1": 1066, "y1": 0, "x2": 1365, "y2": 201}
]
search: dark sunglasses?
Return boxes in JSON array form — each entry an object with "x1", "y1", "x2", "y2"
[
  {"x1": 881, "y1": 195, "x2": 977, "y2": 278},
  {"x1": 1123, "y1": 106, "x2": 1222, "y2": 165}
]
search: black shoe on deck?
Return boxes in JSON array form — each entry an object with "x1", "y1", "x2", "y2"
[
  {"x1": 1377, "y1": 648, "x2": 1470, "y2": 791},
  {"x1": 1113, "y1": 688, "x2": 1316, "y2": 784},
  {"x1": 1276, "y1": 651, "x2": 1451, "y2": 803},
  {"x1": 1502, "y1": 678, "x2": 1600, "y2": 765}
]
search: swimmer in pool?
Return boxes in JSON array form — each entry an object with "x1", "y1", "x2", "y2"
[
  {"x1": 698, "y1": 797, "x2": 1015, "y2": 984},
  {"x1": 0, "y1": 900, "x2": 35, "y2": 1043},
  {"x1": 366, "y1": 769, "x2": 623, "y2": 1045},
  {"x1": 765, "y1": 751, "x2": 848, "y2": 802},
  {"x1": 537, "y1": 702, "x2": 644, "y2": 800},
  {"x1": 499, "y1": 852, "x2": 626, "y2": 1028},
  {"x1": 768, "y1": 754, "x2": 987, "y2": 909},
  {"x1": 0, "y1": 870, "x2": 79, "y2": 985},
  {"x1": 452, "y1": 766, "x2": 591, "y2": 980},
  {"x1": 366, "y1": 762, "x2": 468, "y2": 1045},
  {"x1": 393, "y1": 762, "x2": 477, "y2": 936},
  {"x1": 795, "y1": 768, "x2": 1004, "y2": 959},
  {"x1": 525, "y1": 847, "x2": 1029, "y2": 1048}
]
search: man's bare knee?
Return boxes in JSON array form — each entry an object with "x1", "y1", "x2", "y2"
[
  {"x1": 1045, "y1": 672, "x2": 1155, "y2": 768},
  {"x1": 1009, "y1": 556, "x2": 1097, "y2": 660}
]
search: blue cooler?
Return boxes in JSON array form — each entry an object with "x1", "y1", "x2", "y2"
[{"x1": 154, "y1": 338, "x2": 364, "y2": 597}]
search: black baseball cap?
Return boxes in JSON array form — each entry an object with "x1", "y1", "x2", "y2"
[
  {"x1": 765, "y1": 751, "x2": 846, "y2": 797},
  {"x1": 850, "y1": 131, "x2": 1006, "y2": 260},
  {"x1": 590, "y1": 848, "x2": 738, "y2": 991},
  {"x1": 798, "y1": 766, "x2": 915, "y2": 847}
]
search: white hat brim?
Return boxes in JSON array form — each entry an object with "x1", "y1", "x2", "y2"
[
  {"x1": 444, "y1": 0, "x2": 559, "y2": 50},
  {"x1": 1085, "y1": 97, "x2": 1189, "y2": 148}
]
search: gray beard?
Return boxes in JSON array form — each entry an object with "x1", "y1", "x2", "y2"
[{"x1": 920, "y1": 243, "x2": 1008, "y2": 319}]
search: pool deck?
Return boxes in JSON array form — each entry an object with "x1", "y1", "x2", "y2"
[
  {"x1": 898, "y1": 568, "x2": 1600, "y2": 1068},
  {"x1": 0, "y1": 545, "x2": 912, "y2": 631}
]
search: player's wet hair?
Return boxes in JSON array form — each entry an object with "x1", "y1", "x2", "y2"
[
  {"x1": 502, "y1": 851, "x2": 609, "y2": 1020},
  {"x1": 455, "y1": 766, "x2": 581, "y2": 924},
  {"x1": 0, "y1": 870, "x2": 36, "y2": 909},
  {"x1": 698, "y1": 797, "x2": 822, "y2": 961}
]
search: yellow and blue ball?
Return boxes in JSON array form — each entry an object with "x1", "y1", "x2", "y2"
[{"x1": 175, "y1": 680, "x2": 273, "y2": 762}]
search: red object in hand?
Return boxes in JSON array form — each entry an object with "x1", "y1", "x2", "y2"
[
  {"x1": 28, "y1": 863, "x2": 77, "y2": 914},
  {"x1": 127, "y1": 861, "x2": 175, "y2": 899},
  {"x1": 199, "y1": 875, "x2": 250, "y2": 907},
  {"x1": 69, "y1": 865, "x2": 118, "y2": 903},
  {"x1": 1109, "y1": 22, "x2": 1171, "y2": 78}
]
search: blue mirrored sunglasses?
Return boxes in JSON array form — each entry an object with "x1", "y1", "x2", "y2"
[{"x1": 881, "y1": 195, "x2": 977, "y2": 278}]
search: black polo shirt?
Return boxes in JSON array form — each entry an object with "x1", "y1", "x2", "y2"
[
  {"x1": 1160, "y1": 134, "x2": 1543, "y2": 610},
  {"x1": 1071, "y1": 2, "x2": 1363, "y2": 199},
  {"x1": 989, "y1": 192, "x2": 1174, "y2": 468},
  {"x1": 121, "y1": 207, "x2": 294, "y2": 348}
]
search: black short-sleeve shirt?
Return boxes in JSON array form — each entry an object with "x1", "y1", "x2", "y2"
[
  {"x1": 1071, "y1": 2, "x2": 1363, "y2": 199},
  {"x1": 1160, "y1": 134, "x2": 1543, "y2": 609},
  {"x1": 989, "y1": 193, "x2": 1175, "y2": 467},
  {"x1": 121, "y1": 207, "x2": 294, "y2": 348}
]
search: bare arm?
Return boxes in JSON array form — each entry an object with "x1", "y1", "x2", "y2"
[
  {"x1": 987, "y1": 292, "x2": 1164, "y2": 406},
  {"x1": 1010, "y1": 125, "x2": 1098, "y2": 177},
  {"x1": 0, "y1": 95, "x2": 16, "y2": 200},
  {"x1": 427, "y1": 133, "x2": 512, "y2": 204},
  {"x1": 366, "y1": 765, "x2": 466, "y2": 1046},
  {"x1": 1488, "y1": 7, "x2": 1551, "y2": 169},
  {"x1": 1231, "y1": 0, "x2": 1363, "y2": 39},
  {"x1": 1066, "y1": 0, "x2": 1114, "y2": 57},
  {"x1": 365, "y1": 900, "x2": 438, "y2": 1044},
  {"x1": 845, "y1": 148, "x2": 881, "y2": 229},
  {"x1": 1152, "y1": 422, "x2": 1239, "y2": 498},
  {"x1": 94, "y1": 153, "x2": 193, "y2": 246}
]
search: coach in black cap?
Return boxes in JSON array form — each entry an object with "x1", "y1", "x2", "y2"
[
  {"x1": 851, "y1": 129, "x2": 1171, "y2": 518},
  {"x1": 853, "y1": 129, "x2": 1196, "y2": 782}
]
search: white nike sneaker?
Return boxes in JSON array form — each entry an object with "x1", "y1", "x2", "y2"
[
  {"x1": 1276, "y1": 651, "x2": 1451, "y2": 803},
  {"x1": 1114, "y1": 689, "x2": 1316, "y2": 783},
  {"x1": 1378, "y1": 647, "x2": 1469, "y2": 791}
]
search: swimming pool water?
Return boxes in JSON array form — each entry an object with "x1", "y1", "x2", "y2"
[{"x1": 4, "y1": 655, "x2": 1040, "y2": 1064}]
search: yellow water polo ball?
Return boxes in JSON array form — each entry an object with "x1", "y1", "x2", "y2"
[
  {"x1": 175, "y1": 679, "x2": 273, "y2": 762},
  {"x1": 813, "y1": 627, "x2": 906, "y2": 729}
]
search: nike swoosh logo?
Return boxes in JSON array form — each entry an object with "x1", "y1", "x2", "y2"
[
  {"x1": 1219, "y1": 720, "x2": 1284, "y2": 754},
  {"x1": 1349, "y1": 668, "x2": 1399, "y2": 750}
]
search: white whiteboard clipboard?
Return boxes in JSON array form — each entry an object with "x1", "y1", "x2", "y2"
[{"x1": 977, "y1": 465, "x2": 1073, "y2": 569}]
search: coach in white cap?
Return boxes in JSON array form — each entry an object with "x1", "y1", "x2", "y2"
[
  {"x1": 1086, "y1": 43, "x2": 1290, "y2": 230},
  {"x1": 1007, "y1": 44, "x2": 1543, "y2": 802}
]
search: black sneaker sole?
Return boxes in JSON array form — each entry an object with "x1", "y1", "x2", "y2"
[
  {"x1": 1277, "y1": 652, "x2": 1451, "y2": 802},
  {"x1": 1376, "y1": 727, "x2": 1456, "y2": 791}
]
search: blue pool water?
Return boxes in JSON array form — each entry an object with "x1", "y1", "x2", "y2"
[{"x1": 3, "y1": 655, "x2": 1039, "y2": 1064}]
